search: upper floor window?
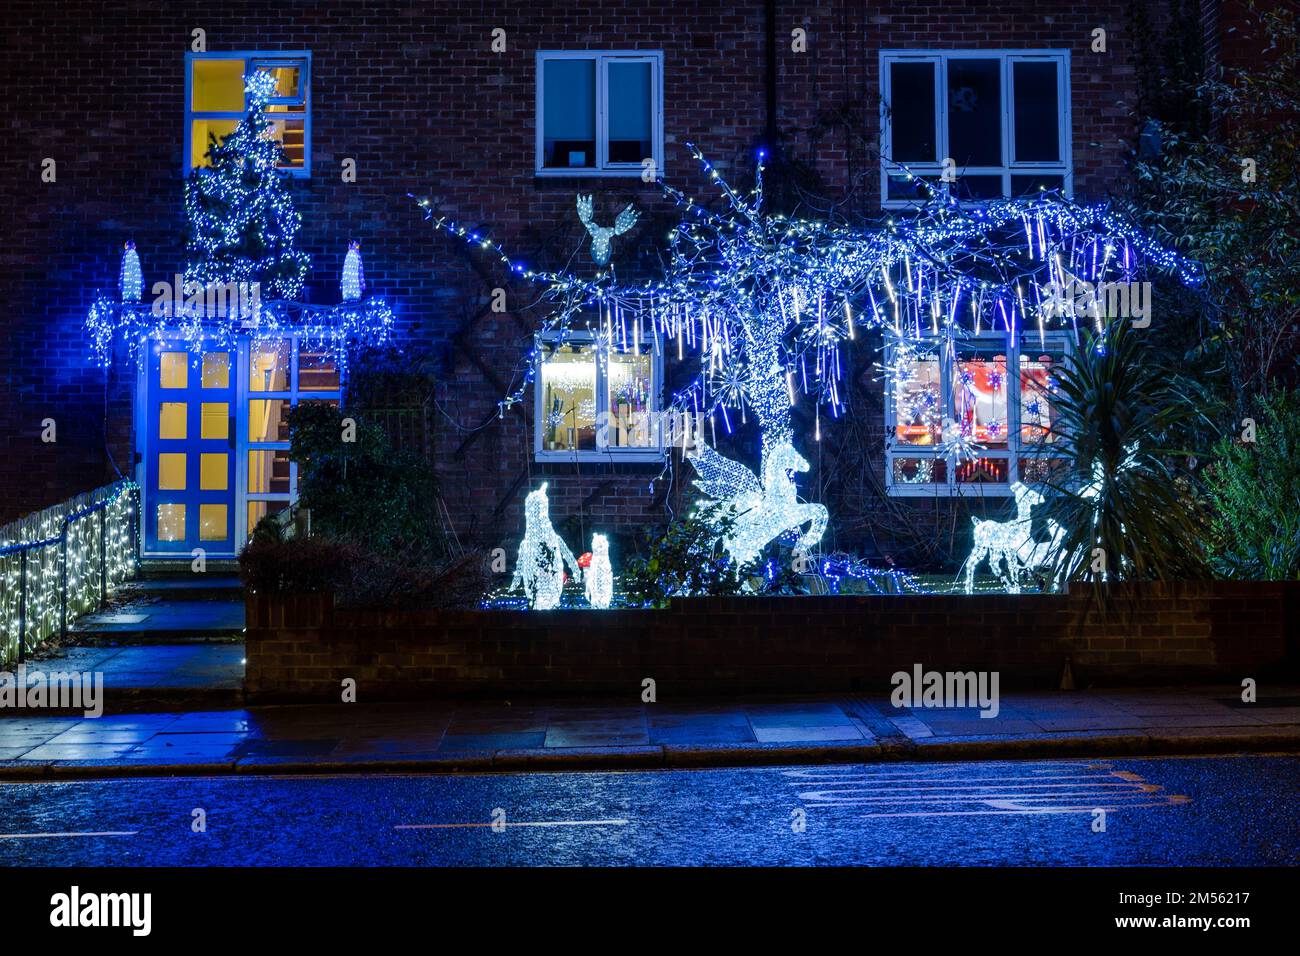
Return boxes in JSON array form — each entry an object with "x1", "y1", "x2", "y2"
[
  {"x1": 534, "y1": 331, "x2": 670, "y2": 462},
  {"x1": 536, "y1": 51, "x2": 664, "y2": 178},
  {"x1": 880, "y1": 50, "x2": 1071, "y2": 207},
  {"x1": 186, "y1": 52, "x2": 311, "y2": 176},
  {"x1": 885, "y1": 331, "x2": 1074, "y2": 496}
]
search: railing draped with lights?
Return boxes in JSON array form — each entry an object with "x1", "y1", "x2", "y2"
[{"x1": 0, "y1": 480, "x2": 138, "y2": 667}]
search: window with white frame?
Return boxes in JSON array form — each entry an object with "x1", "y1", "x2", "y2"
[
  {"x1": 186, "y1": 52, "x2": 310, "y2": 175},
  {"x1": 880, "y1": 50, "x2": 1071, "y2": 206},
  {"x1": 536, "y1": 51, "x2": 663, "y2": 177},
  {"x1": 885, "y1": 331, "x2": 1073, "y2": 495},
  {"x1": 534, "y1": 332, "x2": 667, "y2": 462}
]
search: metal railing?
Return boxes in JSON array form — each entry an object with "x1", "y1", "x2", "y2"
[{"x1": 0, "y1": 480, "x2": 139, "y2": 666}]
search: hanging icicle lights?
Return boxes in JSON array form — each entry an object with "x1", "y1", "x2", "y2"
[{"x1": 416, "y1": 147, "x2": 1199, "y2": 453}]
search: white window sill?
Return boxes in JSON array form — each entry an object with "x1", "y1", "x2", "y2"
[
  {"x1": 536, "y1": 449, "x2": 666, "y2": 464},
  {"x1": 534, "y1": 167, "x2": 659, "y2": 179}
]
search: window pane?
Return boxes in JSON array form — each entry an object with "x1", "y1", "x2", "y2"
[
  {"x1": 947, "y1": 58, "x2": 1001, "y2": 167},
  {"x1": 199, "y1": 504, "x2": 228, "y2": 541},
  {"x1": 1011, "y1": 174, "x2": 1064, "y2": 196},
  {"x1": 159, "y1": 403, "x2": 187, "y2": 440},
  {"x1": 608, "y1": 61, "x2": 652, "y2": 164},
  {"x1": 1013, "y1": 61, "x2": 1060, "y2": 163},
  {"x1": 298, "y1": 345, "x2": 340, "y2": 391},
  {"x1": 892, "y1": 457, "x2": 946, "y2": 485},
  {"x1": 264, "y1": 117, "x2": 306, "y2": 169},
  {"x1": 201, "y1": 402, "x2": 229, "y2": 440},
  {"x1": 191, "y1": 59, "x2": 245, "y2": 111},
  {"x1": 543, "y1": 59, "x2": 596, "y2": 168},
  {"x1": 248, "y1": 449, "x2": 292, "y2": 494},
  {"x1": 1019, "y1": 457, "x2": 1070, "y2": 484},
  {"x1": 950, "y1": 174, "x2": 1004, "y2": 200},
  {"x1": 955, "y1": 458, "x2": 1010, "y2": 483},
  {"x1": 200, "y1": 453, "x2": 229, "y2": 491},
  {"x1": 540, "y1": 344, "x2": 597, "y2": 452},
  {"x1": 160, "y1": 352, "x2": 188, "y2": 389},
  {"x1": 157, "y1": 504, "x2": 185, "y2": 542},
  {"x1": 247, "y1": 499, "x2": 290, "y2": 538},
  {"x1": 250, "y1": 342, "x2": 291, "y2": 392},
  {"x1": 889, "y1": 61, "x2": 937, "y2": 162},
  {"x1": 886, "y1": 173, "x2": 941, "y2": 202},
  {"x1": 202, "y1": 352, "x2": 230, "y2": 388},
  {"x1": 1019, "y1": 352, "x2": 1059, "y2": 445},
  {"x1": 606, "y1": 351, "x2": 655, "y2": 447},
  {"x1": 248, "y1": 400, "x2": 290, "y2": 443},
  {"x1": 954, "y1": 351, "x2": 1009, "y2": 447},
  {"x1": 191, "y1": 119, "x2": 239, "y2": 169},
  {"x1": 158, "y1": 453, "x2": 186, "y2": 490},
  {"x1": 893, "y1": 353, "x2": 942, "y2": 446},
  {"x1": 258, "y1": 63, "x2": 303, "y2": 103}
]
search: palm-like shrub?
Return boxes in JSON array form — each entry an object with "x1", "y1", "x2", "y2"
[
  {"x1": 1205, "y1": 388, "x2": 1300, "y2": 579},
  {"x1": 1037, "y1": 320, "x2": 1209, "y2": 588}
]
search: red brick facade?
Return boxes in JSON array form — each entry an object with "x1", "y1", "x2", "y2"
[
  {"x1": 0, "y1": 0, "x2": 1169, "y2": 552},
  {"x1": 244, "y1": 582, "x2": 1299, "y2": 700}
]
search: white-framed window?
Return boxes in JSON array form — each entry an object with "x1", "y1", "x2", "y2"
[
  {"x1": 534, "y1": 331, "x2": 667, "y2": 462},
  {"x1": 885, "y1": 331, "x2": 1074, "y2": 496},
  {"x1": 185, "y1": 51, "x2": 311, "y2": 176},
  {"x1": 879, "y1": 50, "x2": 1071, "y2": 207},
  {"x1": 535, "y1": 51, "x2": 664, "y2": 178}
]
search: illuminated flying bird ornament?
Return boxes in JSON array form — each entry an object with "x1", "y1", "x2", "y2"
[
  {"x1": 511, "y1": 483, "x2": 582, "y2": 610},
  {"x1": 687, "y1": 437, "x2": 828, "y2": 566},
  {"x1": 576, "y1": 194, "x2": 639, "y2": 265}
]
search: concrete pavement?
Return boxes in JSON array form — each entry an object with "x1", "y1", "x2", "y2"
[{"x1": 2, "y1": 686, "x2": 1298, "y2": 780}]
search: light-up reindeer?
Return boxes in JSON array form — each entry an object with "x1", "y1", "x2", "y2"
[
  {"x1": 511, "y1": 483, "x2": 582, "y2": 610},
  {"x1": 963, "y1": 481, "x2": 1044, "y2": 594}
]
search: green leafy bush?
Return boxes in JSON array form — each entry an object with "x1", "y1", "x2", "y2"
[
  {"x1": 1205, "y1": 388, "x2": 1300, "y2": 579},
  {"x1": 288, "y1": 401, "x2": 443, "y2": 556}
]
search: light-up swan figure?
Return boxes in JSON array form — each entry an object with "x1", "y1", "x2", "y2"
[
  {"x1": 687, "y1": 438, "x2": 828, "y2": 566},
  {"x1": 511, "y1": 483, "x2": 582, "y2": 609}
]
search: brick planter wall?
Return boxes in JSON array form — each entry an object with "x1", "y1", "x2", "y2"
[{"x1": 244, "y1": 582, "x2": 1299, "y2": 701}]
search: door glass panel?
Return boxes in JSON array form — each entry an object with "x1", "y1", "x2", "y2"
[
  {"x1": 248, "y1": 499, "x2": 290, "y2": 537},
  {"x1": 202, "y1": 352, "x2": 230, "y2": 388},
  {"x1": 201, "y1": 403, "x2": 230, "y2": 440},
  {"x1": 199, "y1": 504, "x2": 228, "y2": 541},
  {"x1": 158, "y1": 453, "x2": 187, "y2": 490},
  {"x1": 249, "y1": 400, "x2": 290, "y2": 442},
  {"x1": 248, "y1": 449, "x2": 292, "y2": 494},
  {"x1": 297, "y1": 345, "x2": 340, "y2": 391},
  {"x1": 200, "y1": 453, "x2": 229, "y2": 491},
  {"x1": 159, "y1": 403, "x2": 187, "y2": 440},
  {"x1": 157, "y1": 504, "x2": 186, "y2": 542},
  {"x1": 250, "y1": 341, "x2": 291, "y2": 392},
  {"x1": 160, "y1": 352, "x2": 188, "y2": 389}
]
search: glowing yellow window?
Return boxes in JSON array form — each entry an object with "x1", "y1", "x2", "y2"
[
  {"x1": 160, "y1": 353, "x2": 188, "y2": 389},
  {"x1": 158, "y1": 453, "x2": 186, "y2": 490},
  {"x1": 191, "y1": 59, "x2": 245, "y2": 111},
  {"x1": 199, "y1": 504, "x2": 228, "y2": 541},
  {"x1": 200, "y1": 453, "x2": 229, "y2": 491},
  {"x1": 157, "y1": 504, "x2": 185, "y2": 542},
  {"x1": 202, "y1": 352, "x2": 230, "y2": 389},
  {"x1": 250, "y1": 342, "x2": 291, "y2": 392},
  {"x1": 191, "y1": 119, "x2": 239, "y2": 169},
  {"x1": 201, "y1": 403, "x2": 229, "y2": 440},
  {"x1": 159, "y1": 403, "x2": 187, "y2": 440}
]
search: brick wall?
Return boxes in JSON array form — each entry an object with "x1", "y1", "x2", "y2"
[
  {"x1": 244, "y1": 581, "x2": 1298, "y2": 700},
  {"x1": 1, "y1": 0, "x2": 1159, "y2": 551}
]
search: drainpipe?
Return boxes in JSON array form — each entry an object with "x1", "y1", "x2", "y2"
[{"x1": 763, "y1": 0, "x2": 778, "y2": 156}]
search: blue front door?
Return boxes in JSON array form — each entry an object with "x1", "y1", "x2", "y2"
[{"x1": 142, "y1": 343, "x2": 237, "y2": 557}]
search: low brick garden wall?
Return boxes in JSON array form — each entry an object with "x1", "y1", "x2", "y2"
[{"x1": 244, "y1": 582, "x2": 1299, "y2": 701}]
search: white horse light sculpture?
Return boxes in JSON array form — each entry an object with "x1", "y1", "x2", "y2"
[
  {"x1": 687, "y1": 438, "x2": 828, "y2": 566},
  {"x1": 511, "y1": 483, "x2": 582, "y2": 609}
]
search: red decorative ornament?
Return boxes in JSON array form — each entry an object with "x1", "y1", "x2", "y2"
[{"x1": 577, "y1": 551, "x2": 593, "y2": 569}]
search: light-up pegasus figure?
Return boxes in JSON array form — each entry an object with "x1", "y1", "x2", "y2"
[{"x1": 511, "y1": 483, "x2": 582, "y2": 609}]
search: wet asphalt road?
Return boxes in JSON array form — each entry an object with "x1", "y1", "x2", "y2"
[{"x1": 0, "y1": 755, "x2": 1296, "y2": 866}]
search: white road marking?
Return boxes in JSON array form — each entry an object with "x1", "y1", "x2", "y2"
[
  {"x1": 0, "y1": 831, "x2": 138, "y2": 839},
  {"x1": 396, "y1": 819, "x2": 629, "y2": 830}
]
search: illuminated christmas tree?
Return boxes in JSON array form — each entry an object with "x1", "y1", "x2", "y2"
[{"x1": 182, "y1": 70, "x2": 310, "y2": 300}]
